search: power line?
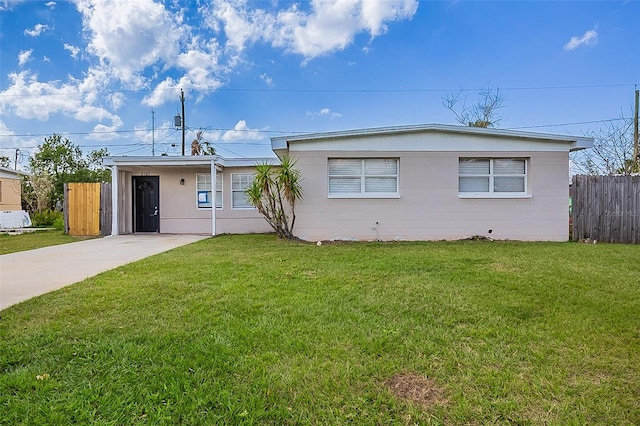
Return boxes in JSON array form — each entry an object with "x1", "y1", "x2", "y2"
[
  {"x1": 0, "y1": 83, "x2": 635, "y2": 98},
  {"x1": 1, "y1": 117, "x2": 625, "y2": 144},
  {"x1": 0, "y1": 117, "x2": 630, "y2": 152},
  {"x1": 505, "y1": 117, "x2": 627, "y2": 130},
  {"x1": 0, "y1": 126, "x2": 305, "y2": 139}
]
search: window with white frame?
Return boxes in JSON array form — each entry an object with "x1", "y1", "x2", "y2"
[
  {"x1": 231, "y1": 173, "x2": 255, "y2": 208},
  {"x1": 328, "y1": 158, "x2": 398, "y2": 196},
  {"x1": 458, "y1": 158, "x2": 527, "y2": 195},
  {"x1": 196, "y1": 172, "x2": 222, "y2": 209}
]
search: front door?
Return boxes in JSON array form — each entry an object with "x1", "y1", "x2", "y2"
[{"x1": 133, "y1": 176, "x2": 159, "y2": 232}]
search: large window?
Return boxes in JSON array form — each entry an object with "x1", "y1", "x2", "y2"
[
  {"x1": 459, "y1": 158, "x2": 527, "y2": 196},
  {"x1": 328, "y1": 158, "x2": 398, "y2": 197},
  {"x1": 232, "y1": 173, "x2": 255, "y2": 209},
  {"x1": 196, "y1": 173, "x2": 222, "y2": 209}
]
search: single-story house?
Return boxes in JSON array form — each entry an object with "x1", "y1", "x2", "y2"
[
  {"x1": 0, "y1": 166, "x2": 25, "y2": 211},
  {"x1": 105, "y1": 124, "x2": 593, "y2": 241}
]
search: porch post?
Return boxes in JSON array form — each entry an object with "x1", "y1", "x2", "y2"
[
  {"x1": 111, "y1": 165, "x2": 119, "y2": 236},
  {"x1": 210, "y1": 159, "x2": 216, "y2": 236}
]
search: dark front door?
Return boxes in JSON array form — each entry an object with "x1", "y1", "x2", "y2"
[{"x1": 133, "y1": 176, "x2": 159, "y2": 232}]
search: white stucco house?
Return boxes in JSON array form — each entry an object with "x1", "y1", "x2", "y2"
[{"x1": 104, "y1": 124, "x2": 593, "y2": 241}]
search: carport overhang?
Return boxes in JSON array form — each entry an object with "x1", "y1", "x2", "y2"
[{"x1": 103, "y1": 155, "x2": 279, "y2": 237}]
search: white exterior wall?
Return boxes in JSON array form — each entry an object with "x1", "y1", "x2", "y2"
[
  {"x1": 291, "y1": 150, "x2": 570, "y2": 242},
  {"x1": 116, "y1": 166, "x2": 270, "y2": 234},
  {"x1": 216, "y1": 166, "x2": 272, "y2": 235}
]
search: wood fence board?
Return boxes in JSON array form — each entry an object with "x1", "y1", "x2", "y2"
[
  {"x1": 63, "y1": 183, "x2": 69, "y2": 234},
  {"x1": 572, "y1": 175, "x2": 640, "y2": 244},
  {"x1": 100, "y1": 183, "x2": 112, "y2": 236},
  {"x1": 67, "y1": 182, "x2": 101, "y2": 236}
]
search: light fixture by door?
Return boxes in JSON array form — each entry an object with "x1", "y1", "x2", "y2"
[{"x1": 180, "y1": 178, "x2": 185, "y2": 185}]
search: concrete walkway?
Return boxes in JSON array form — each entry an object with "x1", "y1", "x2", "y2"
[{"x1": 0, "y1": 234, "x2": 209, "y2": 310}]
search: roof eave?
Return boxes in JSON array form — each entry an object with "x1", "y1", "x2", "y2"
[
  {"x1": 270, "y1": 123, "x2": 596, "y2": 148},
  {"x1": 103, "y1": 155, "x2": 279, "y2": 168},
  {"x1": 569, "y1": 137, "x2": 595, "y2": 151}
]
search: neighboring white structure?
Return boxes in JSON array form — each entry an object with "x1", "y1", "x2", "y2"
[
  {"x1": 0, "y1": 166, "x2": 25, "y2": 211},
  {"x1": 105, "y1": 124, "x2": 593, "y2": 241},
  {"x1": 0, "y1": 167, "x2": 31, "y2": 229}
]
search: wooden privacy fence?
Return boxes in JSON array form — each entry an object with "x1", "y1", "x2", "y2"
[
  {"x1": 572, "y1": 175, "x2": 640, "y2": 244},
  {"x1": 64, "y1": 183, "x2": 112, "y2": 236}
]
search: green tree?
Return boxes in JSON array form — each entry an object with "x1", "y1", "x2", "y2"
[
  {"x1": 26, "y1": 134, "x2": 111, "y2": 208},
  {"x1": 0, "y1": 156, "x2": 10, "y2": 168},
  {"x1": 245, "y1": 156, "x2": 302, "y2": 239}
]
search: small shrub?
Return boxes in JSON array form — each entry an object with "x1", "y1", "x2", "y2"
[
  {"x1": 52, "y1": 214, "x2": 64, "y2": 231},
  {"x1": 31, "y1": 210, "x2": 63, "y2": 228}
]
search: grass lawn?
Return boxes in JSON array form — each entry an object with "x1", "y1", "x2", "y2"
[
  {"x1": 1, "y1": 235, "x2": 639, "y2": 425},
  {"x1": 0, "y1": 230, "x2": 95, "y2": 255}
]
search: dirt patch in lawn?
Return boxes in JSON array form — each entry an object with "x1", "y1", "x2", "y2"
[{"x1": 385, "y1": 372, "x2": 447, "y2": 408}]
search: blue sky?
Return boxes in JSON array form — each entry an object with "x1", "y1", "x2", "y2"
[{"x1": 0, "y1": 0, "x2": 638, "y2": 167}]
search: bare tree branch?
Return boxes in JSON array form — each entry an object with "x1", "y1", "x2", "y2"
[
  {"x1": 442, "y1": 85, "x2": 506, "y2": 128},
  {"x1": 571, "y1": 111, "x2": 636, "y2": 175}
]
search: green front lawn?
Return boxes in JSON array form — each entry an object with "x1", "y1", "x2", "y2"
[
  {"x1": 1, "y1": 235, "x2": 639, "y2": 424},
  {"x1": 0, "y1": 230, "x2": 95, "y2": 255}
]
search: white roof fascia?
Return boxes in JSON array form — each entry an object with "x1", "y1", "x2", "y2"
[
  {"x1": 271, "y1": 123, "x2": 595, "y2": 151},
  {"x1": 569, "y1": 137, "x2": 595, "y2": 151},
  {"x1": 220, "y1": 157, "x2": 279, "y2": 167},
  {"x1": 103, "y1": 155, "x2": 279, "y2": 168},
  {"x1": 0, "y1": 166, "x2": 28, "y2": 177}
]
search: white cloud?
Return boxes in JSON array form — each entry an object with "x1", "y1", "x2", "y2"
[
  {"x1": 221, "y1": 120, "x2": 265, "y2": 141},
  {"x1": 134, "y1": 120, "x2": 174, "y2": 147},
  {"x1": 63, "y1": 43, "x2": 81, "y2": 59},
  {"x1": 260, "y1": 73, "x2": 273, "y2": 85},
  {"x1": 0, "y1": 120, "x2": 41, "y2": 169},
  {"x1": 142, "y1": 78, "x2": 181, "y2": 107},
  {"x1": 75, "y1": 0, "x2": 185, "y2": 85},
  {"x1": 205, "y1": 0, "x2": 419, "y2": 59},
  {"x1": 0, "y1": 71, "x2": 77, "y2": 120},
  {"x1": 108, "y1": 92, "x2": 125, "y2": 110},
  {"x1": 143, "y1": 37, "x2": 225, "y2": 107},
  {"x1": 307, "y1": 107, "x2": 342, "y2": 119},
  {"x1": 0, "y1": 121, "x2": 17, "y2": 162},
  {"x1": 18, "y1": 49, "x2": 33, "y2": 66},
  {"x1": 205, "y1": 1, "x2": 272, "y2": 52},
  {"x1": 24, "y1": 23, "x2": 49, "y2": 37},
  {"x1": 0, "y1": 70, "x2": 120, "y2": 137},
  {"x1": 87, "y1": 120, "x2": 123, "y2": 141},
  {"x1": 564, "y1": 29, "x2": 598, "y2": 50},
  {"x1": 45, "y1": 1, "x2": 56, "y2": 8}
]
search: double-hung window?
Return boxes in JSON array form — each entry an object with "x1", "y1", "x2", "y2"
[
  {"x1": 328, "y1": 158, "x2": 399, "y2": 197},
  {"x1": 231, "y1": 173, "x2": 255, "y2": 209},
  {"x1": 459, "y1": 158, "x2": 528, "y2": 197},
  {"x1": 196, "y1": 172, "x2": 222, "y2": 209}
]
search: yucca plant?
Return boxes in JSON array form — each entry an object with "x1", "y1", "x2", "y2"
[{"x1": 246, "y1": 156, "x2": 302, "y2": 239}]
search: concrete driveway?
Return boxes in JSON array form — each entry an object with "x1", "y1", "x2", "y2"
[{"x1": 0, "y1": 234, "x2": 209, "y2": 310}]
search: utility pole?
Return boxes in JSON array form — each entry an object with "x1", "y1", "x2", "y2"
[
  {"x1": 151, "y1": 108, "x2": 155, "y2": 156},
  {"x1": 633, "y1": 88, "x2": 639, "y2": 171},
  {"x1": 14, "y1": 148, "x2": 19, "y2": 169},
  {"x1": 180, "y1": 89, "x2": 186, "y2": 156}
]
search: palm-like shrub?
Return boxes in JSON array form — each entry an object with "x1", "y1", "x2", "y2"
[{"x1": 246, "y1": 156, "x2": 302, "y2": 239}]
